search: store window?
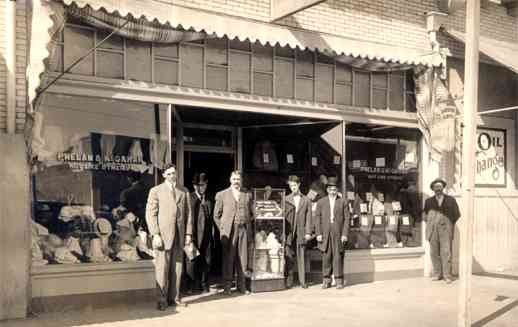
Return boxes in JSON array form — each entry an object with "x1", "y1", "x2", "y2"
[
  {"x1": 345, "y1": 123, "x2": 422, "y2": 250},
  {"x1": 31, "y1": 96, "x2": 171, "y2": 267}
]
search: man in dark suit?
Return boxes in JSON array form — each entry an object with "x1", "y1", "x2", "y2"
[
  {"x1": 285, "y1": 175, "x2": 312, "y2": 289},
  {"x1": 213, "y1": 170, "x2": 254, "y2": 295},
  {"x1": 189, "y1": 173, "x2": 213, "y2": 293},
  {"x1": 423, "y1": 178, "x2": 460, "y2": 284},
  {"x1": 315, "y1": 177, "x2": 350, "y2": 289},
  {"x1": 146, "y1": 164, "x2": 193, "y2": 311}
]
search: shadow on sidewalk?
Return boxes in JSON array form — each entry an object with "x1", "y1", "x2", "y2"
[{"x1": 472, "y1": 300, "x2": 518, "y2": 327}]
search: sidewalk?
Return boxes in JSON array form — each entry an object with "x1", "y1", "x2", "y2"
[{"x1": 2, "y1": 275, "x2": 517, "y2": 327}]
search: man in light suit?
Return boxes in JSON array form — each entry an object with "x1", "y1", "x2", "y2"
[
  {"x1": 315, "y1": 177, "x2": 350, "y2": 289},
  {"x1": 146, "y1": 164, "x2": 193, "y2": 311},
  {"x1": 285, "y1": 175, "x2": 312, "y2": 289},
  {"x1": 213, "y1": 170, "x2": 254, "y2": 295}
]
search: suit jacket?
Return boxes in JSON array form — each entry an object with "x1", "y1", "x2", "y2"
[
  {"x1": 285, "y1": 193, "x2": 312, "y2": 247},
  {"x1": 213, "y1": 187, "x2": 253, "y2": 239},
  {"x1": 423, "y1": 194, "x2": 460, "y2": 225},
  {"x1": 190, "y1": 192, "x2": 213, "y2": 249},
  {"x1": 145, "y1": 182, "x2": 193, "y2": 250},
  {"x1": 315, "y1": 195, "x2": 350, "y2": 252}
]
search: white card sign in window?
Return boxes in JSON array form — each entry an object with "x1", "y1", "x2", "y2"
[
  {"x1": 388, "y1": 215, "x2": 397, "y2": 225},
  {"x1": 347, "y1": 191, "x2": 355, "y2": 201},
  {"x1": 311, "y1": 157, "x2": 318, "y2": 166},
  {"x1": 392, "y1": 201, "x2": 402, "y2": 211},
  {"x1": 375, "y1": 157, "x2": 385, "y2": 167},
  {"x1": 475, "y1": 128, "x2": 506, "y2": 187},
  {"x1": 352, "y1": 160, "x2": 361, "y2": 168},
  {"x1": 263, "y1": 152, "x2": 270, "y2": 164},
  {"x1": 361, "y1": 216, "x2": 369, "y2": 226},
  {"x1": 401, "y1": 215, "x2": 410, "y2": 225},
  {"x1": 286, "y1": 154, "x2": 294, "y2": 164},
  {"x1": 360, "y1": 203, "x2": 368, "y2": 213}
]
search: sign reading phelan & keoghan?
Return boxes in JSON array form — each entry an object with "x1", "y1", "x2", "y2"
[{"x1": 476, "y1": 127, "x2": 506, "y2": 187}]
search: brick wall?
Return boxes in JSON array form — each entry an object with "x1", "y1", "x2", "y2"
[{"x1": 0, "y1": 0, "x2": 27, "y2": 134}]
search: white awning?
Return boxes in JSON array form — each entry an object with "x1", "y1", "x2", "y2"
[
  {"x1": 446, "y1": 28, "x2": 518, "y2": 74},
  {"x1": 61, "y1": 0, "x2": 441, "y2": 67}
]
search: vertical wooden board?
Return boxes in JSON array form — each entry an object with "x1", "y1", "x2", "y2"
[
  {"x1": 253, "y1": 72, "x2": 273, "y2": 96},
  {"x1": 354, "y1": 71, "x2": 370, "y2": 108},
  {"x1": 296, "y1": 78, "x2": 313, "y2": 101},
  {"x1": 97, "y1": 51, "x2": 124, "y2": 79},
  {"x1": 207, "y1": 66, "x2": 228, "y2": 91},
  {"x1": 155, "y1": 59, "x2": 179, "y2": 85},
  {"x1": 252, "y1": 43, "x2": 273, "y2": 72}
]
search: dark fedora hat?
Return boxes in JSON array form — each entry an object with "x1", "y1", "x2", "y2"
[
  {"x1": 192, "y1": 172, "x2": 208, "y2": 185},
  {"x1": 430, "y1": 178, "x2": 447, "y2": 190},
  {"x1": 287, "y1": 175, "x2": 300, "y2": 184},
  {"x1": 326, "y1": 176, "x2": 339, "y2": 187}
]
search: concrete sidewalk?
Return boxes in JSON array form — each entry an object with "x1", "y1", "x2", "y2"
[{"x1": 2, "y1": 275, "x2": 517, "y2": 327}]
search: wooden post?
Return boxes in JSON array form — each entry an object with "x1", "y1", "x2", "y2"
[{"x1": 458, "y1": 1, "x2": 480, "y2": 326}]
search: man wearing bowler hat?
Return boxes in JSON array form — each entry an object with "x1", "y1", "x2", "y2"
[
  {"x1": 189, "y1": 172, "x2": 213, "y2": 293},
  {"x1": 146, "y1": 164, "x2": 193, "y2": 311},
  {"x1": 423, "y1": 178, "x2": 460, "y2": 284},
  {"x1": 315, "y1": 176, "x2": 350, "y2": 289},
  {"x1": 285, "y1": 175, "x2": 312, "y2": 289}
]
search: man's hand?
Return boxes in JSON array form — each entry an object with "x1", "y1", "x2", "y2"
[
  {"x1": 185, "y1": 235, "x2": 192, "y2": 245},
  {"x1": 304, "y1": 234, "x2": 312, "y2": 241},
  {"x1": 152, "y1": 235, "x2": 163, "y2": 249},
  {"x1": 316, "y1": 235, "x2": 323, "y2": 242},
  {"x1": 341, "y1": 235, "x2": 348, "y2": 243}
]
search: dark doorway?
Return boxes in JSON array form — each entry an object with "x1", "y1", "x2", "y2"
[{"x1": 184, "y1": 151, "x2": 235, "y2": 280}]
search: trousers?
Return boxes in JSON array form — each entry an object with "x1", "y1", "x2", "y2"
[
  {"x1": 322, "y1": 230, "x2": 344, "y2": 282},
  {"x1": 429, "y1": 217, "x2": 453, "y2": 279},
  {"x1": 154, "y1": 231, "x2": 183, "y2": 305},
  {"x1": 222, "y1": 224, "x2": 248, "y2": 292},
  {"x1": 286, "y1": 238, "x2": 306, "y2": 287}
]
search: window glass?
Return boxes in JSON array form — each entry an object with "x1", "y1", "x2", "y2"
[
  {"x1": 207, "y1": 66, "x2": 228, "y2": 91},
  {"x1": 296, "y1": 50, "x2": 314, "y2": 78},
  {"x1": 153, "y1": 43, "x2": 179, "y2": 58},
  {"x1": 206, "y1": 38, "x2": 228, "y2": 66},
  {"x1": 345, "y1": 123, "x2": 421, "y2": 250},
  {"x1": 335, "y1": 83, "x2": 352, "y2": 105},
  {"x1": 229, "y1": 52, "x2": 251, "y2": 93},
  {"x1": 64, "y1": 25, "x2": 94, "y2": 75},
  {"x1": 126, "y1": 39, "x2": 152, "y2": 82},
  {"x1": 253, "y1": 72, "x2": 273, "y2": 97},
  {"x1": 390, "y1": 73, "x2": 405, "y2": 111},
  {"x1": 315, "y1": 64, "x2": 333, "y2": 103},
  {"x1": 252, "y1": 43, "x2": 273, "y2": 72},
  {"x1": 181, "y1": 44, "x2": 204, "y2": 88},
  {"x1": 296, "y1": 78, "x2": 314, "y2": 101},
  {"x1": 355, "y1": 71, "x2": 371, "y2": 108},
  {"x1": 97, "y1": 51, "x2": 124, "y2": 79},
  {"x1": 274, "y1": 58, "x2": 294, "y2": 98},
  {"x1": 154, "y1": 59, "x2": 179, "y2": 85},
  {"x1": 32, "y1": 95, "x2": 171, "y2": 267}
]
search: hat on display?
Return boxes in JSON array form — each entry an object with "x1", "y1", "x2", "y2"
[
  {"x1": 192, "y1": 172, "x2": 208, "y2": 185},
  {"x1": 287, "y1": 175, "x2": 300, "y2": 184},
  {"x1": 430, "y1": 178, "x2": 447, "y2": 190},
  {"x1": 326, "y1": 176, "x2": 339, "y2": 187},
  {"x1": 94, "y1": 218, "x2": 113, "y2": 238}
]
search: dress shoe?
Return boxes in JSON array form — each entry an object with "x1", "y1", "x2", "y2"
[
  {"x1": 157, "y1": 302, "x2": 167, "y2": 311},
  {"x1": 431, "y1": 276, "x2": 443, "y2": 281},
  {"x1": 301, "y1": 284, "x2": 308, "y2": 289},
  {"x1": 223, "y1": 286, "x2": 232, "y2": 296},
  {"x1": 336, "y1": 284, "x2": 345, "y2": 290},
  {"x1": 444, "y1": 277, "x2": 453, "y2": 284},
  {"x1": 170, "y1": 300, "x2": 187, "y2": 307},
  {"x1": 202, "y1": 285, "x2": 210, "y2": 293},
  {"x1": 322, "y1": 282, "x2": 331, "y2": 289},
  {"x1": 240, "y1": 289, "x2": 251, "y2": 295}
]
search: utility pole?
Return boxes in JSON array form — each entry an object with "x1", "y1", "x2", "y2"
[{"x1": 458, "y1": 0, "x2": 480, "y2": 326}]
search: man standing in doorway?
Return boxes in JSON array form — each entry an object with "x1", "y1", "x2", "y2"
[
  {"x1": 285, "y1": 175, "x2": 312, "y2": 289},
  {"x1": 213, "y1": 171, "x2": 254, "y2": 295},
  {"x1": 315, "y1": 177, "x2": 350, "y2": 289},
  {"x1": 189, "y1": 173, "x2": 213, "y2": 293},
  {"x1": 146, "y1": 164, "x2": 193, "y2": 311},
  {"x1": 423, "y1": 178, "x2": 460, "y2": 284}
]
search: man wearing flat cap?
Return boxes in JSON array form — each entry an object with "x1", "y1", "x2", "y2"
[
  {"x1": 423, "y1": 178, "x2": 460, "y2": 284},
  {"x1": 315, "y1": 176, "x2": 350, "y2": 289},
  {"x1": 285, "y1": 175, "x2": 312, "y2": 289},
  {"x1": 188, "y1": 172, "x2": 213, "y2": 293}
]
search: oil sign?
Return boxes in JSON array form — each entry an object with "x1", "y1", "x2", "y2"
[{"x1": 476, "y1": 127, "x2": 506, "y2": 187}]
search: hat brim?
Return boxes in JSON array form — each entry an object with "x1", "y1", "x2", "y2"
[{"x1": 430, "y1": 180, "x2": 447, "y2": 189}]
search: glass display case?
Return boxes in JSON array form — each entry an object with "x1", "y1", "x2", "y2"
[{"x1": 252, "y1": 187, "x2": 286, "y2": 292}]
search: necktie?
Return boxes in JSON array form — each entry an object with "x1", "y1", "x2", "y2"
[{"x1": 171, "y1": 187, "x2": 176, "y2": 201}]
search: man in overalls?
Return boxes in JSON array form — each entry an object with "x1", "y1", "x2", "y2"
[{"x1": 423, "y1": 178, "x2": 460, "y2": 284}]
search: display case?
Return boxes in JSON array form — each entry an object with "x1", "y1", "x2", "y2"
[{"x1": 252, "y1": 187, "x2": 286, "y2": 292}]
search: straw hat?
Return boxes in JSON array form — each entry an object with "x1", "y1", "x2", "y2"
[{"x1": 94, "y1": 218, "x2": 112, "y2": 238}]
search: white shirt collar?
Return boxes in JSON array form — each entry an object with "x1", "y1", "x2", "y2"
[{"x1": 165, "y1": 181, "x2": 176, "y2": 190}]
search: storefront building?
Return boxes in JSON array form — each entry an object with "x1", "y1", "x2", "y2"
[{"x1": 1, "y1": 0, "x2": 518, "y2": 320}]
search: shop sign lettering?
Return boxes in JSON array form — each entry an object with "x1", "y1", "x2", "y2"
[
  {"x1": 56, "y1": 152, "x2": 150, "y2": 172},
  {"x1": 475, "y1": 128, "x2": 506, "y2": 187}
]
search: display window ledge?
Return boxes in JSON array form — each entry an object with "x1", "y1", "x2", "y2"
[{"x1": 31, "y1": 260, "x2": 155, "y2": 277}]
